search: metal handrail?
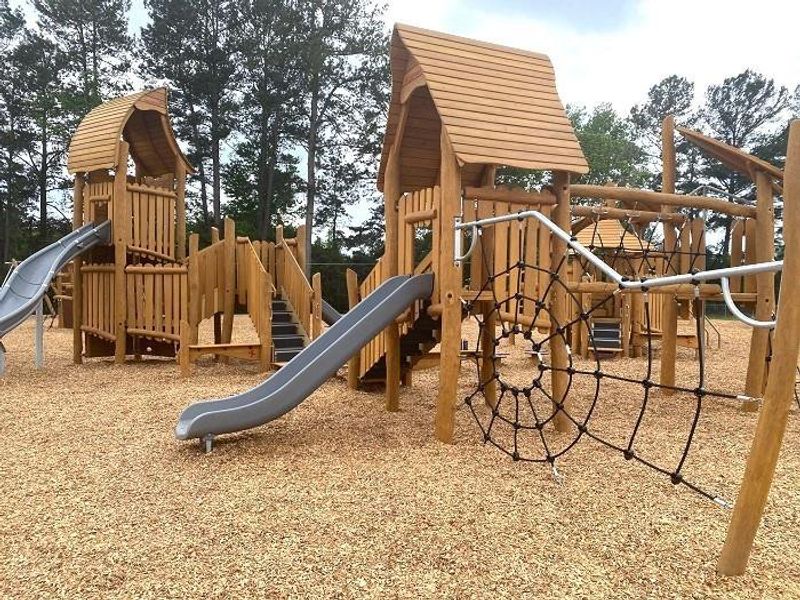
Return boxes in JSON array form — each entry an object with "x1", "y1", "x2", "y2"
[{"x1": 454, "y1": 208, "x2": 781, "y2": 330}]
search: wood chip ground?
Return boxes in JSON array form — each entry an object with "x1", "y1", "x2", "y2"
[{"x1": 0, "y1": 316, "x2": 798, "y2": 598}]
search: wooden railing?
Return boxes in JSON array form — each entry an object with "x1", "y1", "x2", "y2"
[
  {"x1": 278, "y1": 238, "x2": 315, "y2": 339},
  {"x1": 125, "y1": 263, "x2": 188, "y2": 342},
  {"x1": 188, "y1": 238, "x2": 226, "y2": 330},
  {"x1": 127, "y1": 182, "x2": 177, "y2": 261},
  {"x1": 358, "y1": 256, "x2": 387, "y2": 378},
  {"x1": 81, "y1": 264, "x2": 116, "y2": 341},
  {"x1": 241, "y1": 239, "x2": 273, "y2": 370}
]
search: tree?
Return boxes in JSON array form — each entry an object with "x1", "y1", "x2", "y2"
[
  {"x1": 10, "y1": 30, "x2": 70, "y2": 241},
  {"x1": 141, "y1": 0, "x2": 241, "y2": 231},
  {"x1": 568, "y1": 103, "x2": 648, "y2": 188},
  {"x1": 237, "y1": 0, "x2": 303, "y2": 240},
  {"x1": 701, "y1": 70, "x2": 789, "y2": 252},
  {"x1": 33, "y1": 0, "x2": 132, "y2": 117},
  {"x1": 295, "y1": 0, "x2": 388, "y2": 275}
]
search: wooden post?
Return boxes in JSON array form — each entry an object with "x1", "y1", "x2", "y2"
[
  {"x1": 435, "y1": 128, "x2": 463, "y2": 442},
  {"x1": 743, "y1": 170, "x2": 775, "y2": 409},
  {"x1": 222, "y1": 217, "x2": 236, "y2": 344},
  {"x1": 477, "y1": 167, "x2": 497, "y2": 408},
  {"x1": 211, "y1": 227, "x2": 222, "y2": 345},
  {"x1": 179, "y1": 319, "x2": 191, "y2": 377},
  {"x1": 345, "y1": 268, "x2": 361, "y2": 390},
  {"x1": 175, "y1": 161, "x2": 187, "y2": 261},
  {"x1": 188, "y1": 234, "x2": 200, "y2": 344},
  {"x1": 660, "y1": 116, "x2": 679, "y2": 394},
  {"x1": 296, "y1": 224, "x2": 307, "y2": 274},
  {"x1": 259, "y1": 274, "x2": 272, "y2": 372},
  {"x1": 383, "y1": 105, "x2": 409, "y2": 413},
  {"x1": 113, "y1": 142, "x2": 130, "y2": 364},
  {"x1": 717, "y1": 120, "x2": 800, "y2": 576},
  {"x1": 311, "y1": 272, "x2": 322, "y2": 339},
  {"x1": 550, "y1": 171, "x2": 571, "y2": 432},
  {"x1": 72, "y1": 174, "x2": 85, "y2": 364}
]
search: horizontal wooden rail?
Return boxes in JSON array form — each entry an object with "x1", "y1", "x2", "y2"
[
  {"x1": 405, "y1": 209, "x2": 437, "y2": 224},
  {"x1": 125, "y1": 265, "x2": 187, "y2": 274},
  {"x1": 126, "y1": 183, "x2": 176, "y2": 198},
  {"x1": 571, "y1": 204, "x2": 688, "y2": 223},
  {"x1": 464, "y1": 186, "x2": 557, "y2": 206},
  {"x1": 570, "y1": 184, "x2": 757, "y2": 218},
  {"x1": 127, "y1": 245, "x2": 175, "y2": 262}
]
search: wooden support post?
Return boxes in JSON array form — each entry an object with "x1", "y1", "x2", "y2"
[
  {"x1": 296, "y1": 224, "x2": 307, "y2": 275},
  {"x1": 480, "y1": 301, "x2": 497, "y2": 407},
  {"x1": 211, "y1": 227, "x2": 222, "y2": 345},
  {"x1": 179, "y1": 320, "x2": 191, "y2": 377},
  {"x1": 435, "y1": 129, "x2": 463, "y2": 442},
  {"x1": 113, "y1": 142, "x2": 130, "y2": 364},
  {"x1": 660, "y1": 116, "x2": 678, "y2": 394},
  {"x1": 346, "y1": 268, "x2": 360, "y2": 390},
  {"x1": 222, "y1": 217, "x2": 236, "y2": 345},
  {"x1": 175, "y1": 161, "x2": 187, "y2": 261},
  {"x1": 188, "y1": 234, "x2": 200, "y2": 344},
  {"x1": 717, "y1": 120, "x2": 800, "y2": 576},
  {"x1": 743, "y1": 171, "x2": 776, "y2": 410},
  {"x1": 550, "y1": 171, "x2": 571, "y2": 432},
  {"x1": 72, "y1": 174, "x2": 85, "y2": 364},
  {"x1": 383, "y1": 103, "x2": 409, "y2": 413},
  {"x1": 311, "y1": 272, "x2": 322, "y2": 339},
  {"x1": 402, "y1": 369, "x2": 413, "y2": 387},
  {"x1": 259, "y1": 274, "x2": 272, "y2": 372}
]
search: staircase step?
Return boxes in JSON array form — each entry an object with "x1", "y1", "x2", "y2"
[
  {"x1": 274, "y1": 347, "x2": 305, "y2": 362},
  {"x1": 272, "y1": 334, "x2": 306, "y2": 349},
  {"x1": 272, "y1": 299, "x2": 289, "y2": 311},
  {"x1": 272, "y1": 310, "x2": 294, "y2": 323},
  {"x1": 272, "y1": 323, "x2": 300, "y2": 336}
]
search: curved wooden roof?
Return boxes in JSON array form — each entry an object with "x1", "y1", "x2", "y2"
[
  {"x1": 379, "y1": 24, "x2": 588, "y2": 192},
  {"x1": 677, "y1": 126, "x2": 783, "y2": 182},
  {"x1": 67, "y1": 88, "x2": 193, "y2": 175}
]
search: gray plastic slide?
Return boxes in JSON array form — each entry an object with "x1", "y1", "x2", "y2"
[
  {"x1": 0, "y1": 221, "x2": 111, "y2": 338},
  {"x1": 321, "y1": 298, "x2": 342, "y2": 325},
  {"x1": 175, "y1": 273, "x2": 434, "y2": 446}
]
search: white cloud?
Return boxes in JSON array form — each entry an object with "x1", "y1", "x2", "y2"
[{"x1": 385, "y1": 0, "x2": 800, "y2": 113}]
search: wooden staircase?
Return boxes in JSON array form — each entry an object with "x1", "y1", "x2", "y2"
[
  {"x1": 359, "y1": 304, "x2": 440, "y2": 384},
  {"x1": 590, "y1": 317, "x2": 623, "y2": 355},
  {"x1": 271, "y1": 294, "x2": 309, "y2": 365}
]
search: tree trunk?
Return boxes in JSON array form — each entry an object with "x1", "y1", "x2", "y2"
[
  {"x1": 304, "y1": 82, "x2": 319, "y2": 278},
  {"x1": 263, "y1": 108, "x2": 281, "y2": 242},
  {"x1": 211, "y1": 100, "x2": 222, "y2": 231},
  {"x1": 39, "y1": 119, "x2": 48, "y2": 241},
  {"x1": 256, "y1": 104, "x2": 270, "y2": 240},
  {"x1": 186, "y1": 103, "x2": 211, "y2": 229}
]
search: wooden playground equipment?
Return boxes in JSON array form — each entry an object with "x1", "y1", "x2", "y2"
[
  {"x1": 45, "y1": 24, "x2": 796, "y2": 577},
  {"x1": 64, "y1": 88, "x2": 322, "y2": 375}
]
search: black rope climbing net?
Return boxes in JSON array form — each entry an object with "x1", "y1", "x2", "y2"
[{"x1": 462, "y1": 213, "x2": 758, "y2": 506}]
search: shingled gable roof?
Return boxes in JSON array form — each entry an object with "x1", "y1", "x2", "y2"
[
  {"x1": 67, "y1": 88, "x2": 193, "y2": 176},
  {"x1": 378, "y1": 24, "x2": 588, "y2": 192}
]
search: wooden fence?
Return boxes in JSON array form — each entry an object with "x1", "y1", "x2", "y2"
[
  {"x1": 125, "y1": 263, "x2": 188, "y2": 342},
  {"x1": 127, "y1": 183, "x2": 177, "y2": 261},
  {"x1": 81, "y1": 264, "x2": 116, "y2": 341},
  {"x1": 241, "y1": 239, "x2": 273, "y2": 370},
  {"x1": 358, "y1": 256, "x2": 387, "y2": 378}
]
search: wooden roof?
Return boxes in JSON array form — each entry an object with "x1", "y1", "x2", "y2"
[
  {"x1": 379, "y1": 24, "x2": 588, "y2": 192},
  {"x1": 67, "y1": 88, "x2": 193, "y2": 176},
  {"x1": 574, "y1": 219, "x2": 651, "y2": 252},
  {"x1": 677, "y1": 126, "x2": 783, "y2": 182}
]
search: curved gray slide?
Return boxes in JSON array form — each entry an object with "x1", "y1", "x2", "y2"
[
  {"x1": 175, "y1": 273, "x2": 434, "y2": 446},
  {"x1": 0, "y1": 221, "x2": 111, "y2": 338}
]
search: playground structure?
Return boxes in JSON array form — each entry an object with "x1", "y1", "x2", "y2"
[{"x1": 0, "y1": 24, "x2": 797, "y2": 577}]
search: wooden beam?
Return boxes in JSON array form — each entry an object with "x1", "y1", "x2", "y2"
[
  {"x1": 571, "y1": 204, "x2": 687, "y2": 224},
  {"x1": 659, "y1": 116, "x2": 679, "y2": 395},
  {"x1": 72, "y1": 174, "x2": 85, "y2": 364},
  {"x1": 346, "y1": 268, "x2": 360, "y2": 390},
  {"x1": 717, "y1": 119, "x2": 800, "y2": 576},
  {"x1": 222, "y1": 218, "x2": 236, "y2": 345},
  {"x1": 404, "y1": 208, "x2": 437, "y2": 224},
  {"x1": 435, "y1": 128, "x2": 463, "y2": 443},
  {"x1": 383, "y1": 101, "x2": 410, "y2": 412},
  {"x1": 463, "y1": 185, "x2": 556, "y2": 206},
  {"x1": 743, "y1": 170, "x2": 776, "y2": 410},
  {"x1": 113, "y1": 142, "x2": 130, "y2": 364},
  {"x1": 175, "y1": 161, "x2": 187, "y2": 261},
  {"x1": 570, "y1": 184, "x2": 757, "y2": 218},
  {"x1": 551, "y1": 171, "x2": 571, "y2": 432}
]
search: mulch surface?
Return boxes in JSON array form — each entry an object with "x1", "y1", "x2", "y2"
[{"x1": 0, "y1": 316, "x2": 798, "y2": 598}]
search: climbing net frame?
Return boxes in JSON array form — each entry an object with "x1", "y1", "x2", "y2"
[{"x1": 454, "y1": 208, "x2": 785, "y2": 506}]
